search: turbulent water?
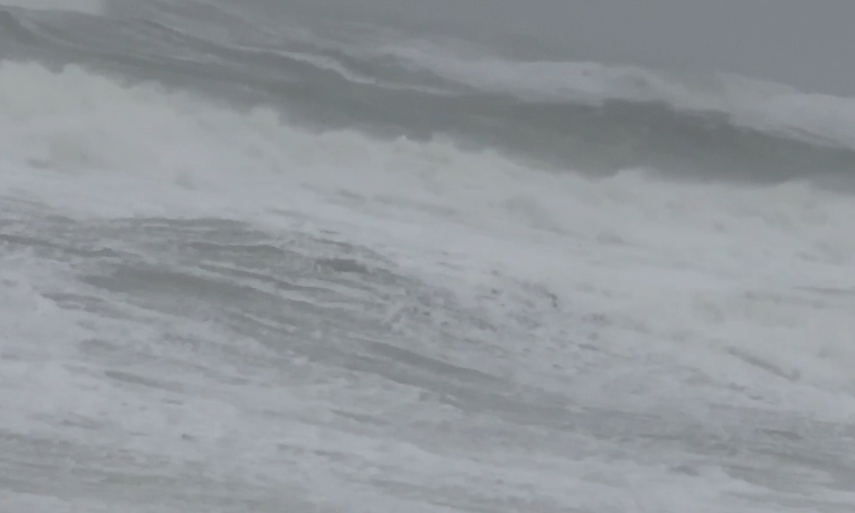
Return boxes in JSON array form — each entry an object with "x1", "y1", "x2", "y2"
[{"x1": 2, "y1": 1, "x2": 855, "y2": 511}]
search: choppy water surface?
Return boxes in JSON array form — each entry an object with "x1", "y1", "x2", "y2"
[{"x1": 2, "y1": 1, "x2": 855, "y2": 511}]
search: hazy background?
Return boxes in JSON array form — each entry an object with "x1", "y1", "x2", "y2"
[{"x1": 276, "y1": 0, "x2": 855, "y2": 95}]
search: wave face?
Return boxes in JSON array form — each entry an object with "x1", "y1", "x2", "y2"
[
  {"x1": 3, "y1": 1, "x2": 855, "y2": 512},
  {"x1": 4, "y1": 2, "x2": 855, "y2": 186}
]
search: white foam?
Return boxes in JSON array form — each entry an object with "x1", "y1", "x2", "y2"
[
  {"x1": 2, "y1": 61, "x2": 855, "y2": 421},
  {"x1": 4, "y1": 61, "x2": 855, "y2": 511},
  {"x1": 1, "y1": 0, "x2": 104, "y2": 15}
]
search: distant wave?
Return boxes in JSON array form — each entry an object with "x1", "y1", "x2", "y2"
[
  {"x1": 4, "y1": 4, "x2": 855, "y2": 187},
  {"x1": 362, "y1": 39, "x2": 855, "y2": 150},
  {"x1": 0, "y1": 0, "x2": 104, "y2": 15}
]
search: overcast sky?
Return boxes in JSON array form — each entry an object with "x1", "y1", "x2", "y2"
[{"x1": 286, "y1": 0, "x2": 855, "y2": 95}]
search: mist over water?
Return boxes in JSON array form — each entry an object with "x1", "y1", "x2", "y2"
[{"x1": 2, "y1": 1, "x2": 855, "y2": 512}]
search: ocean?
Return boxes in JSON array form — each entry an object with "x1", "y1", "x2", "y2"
[{"x1": 2, "y1": 0, "x2": 855, "y2": 511}]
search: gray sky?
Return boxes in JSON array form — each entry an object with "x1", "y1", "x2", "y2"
[{"x1": 286, "y1": 0, "x2": 855, "y2": 95}]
